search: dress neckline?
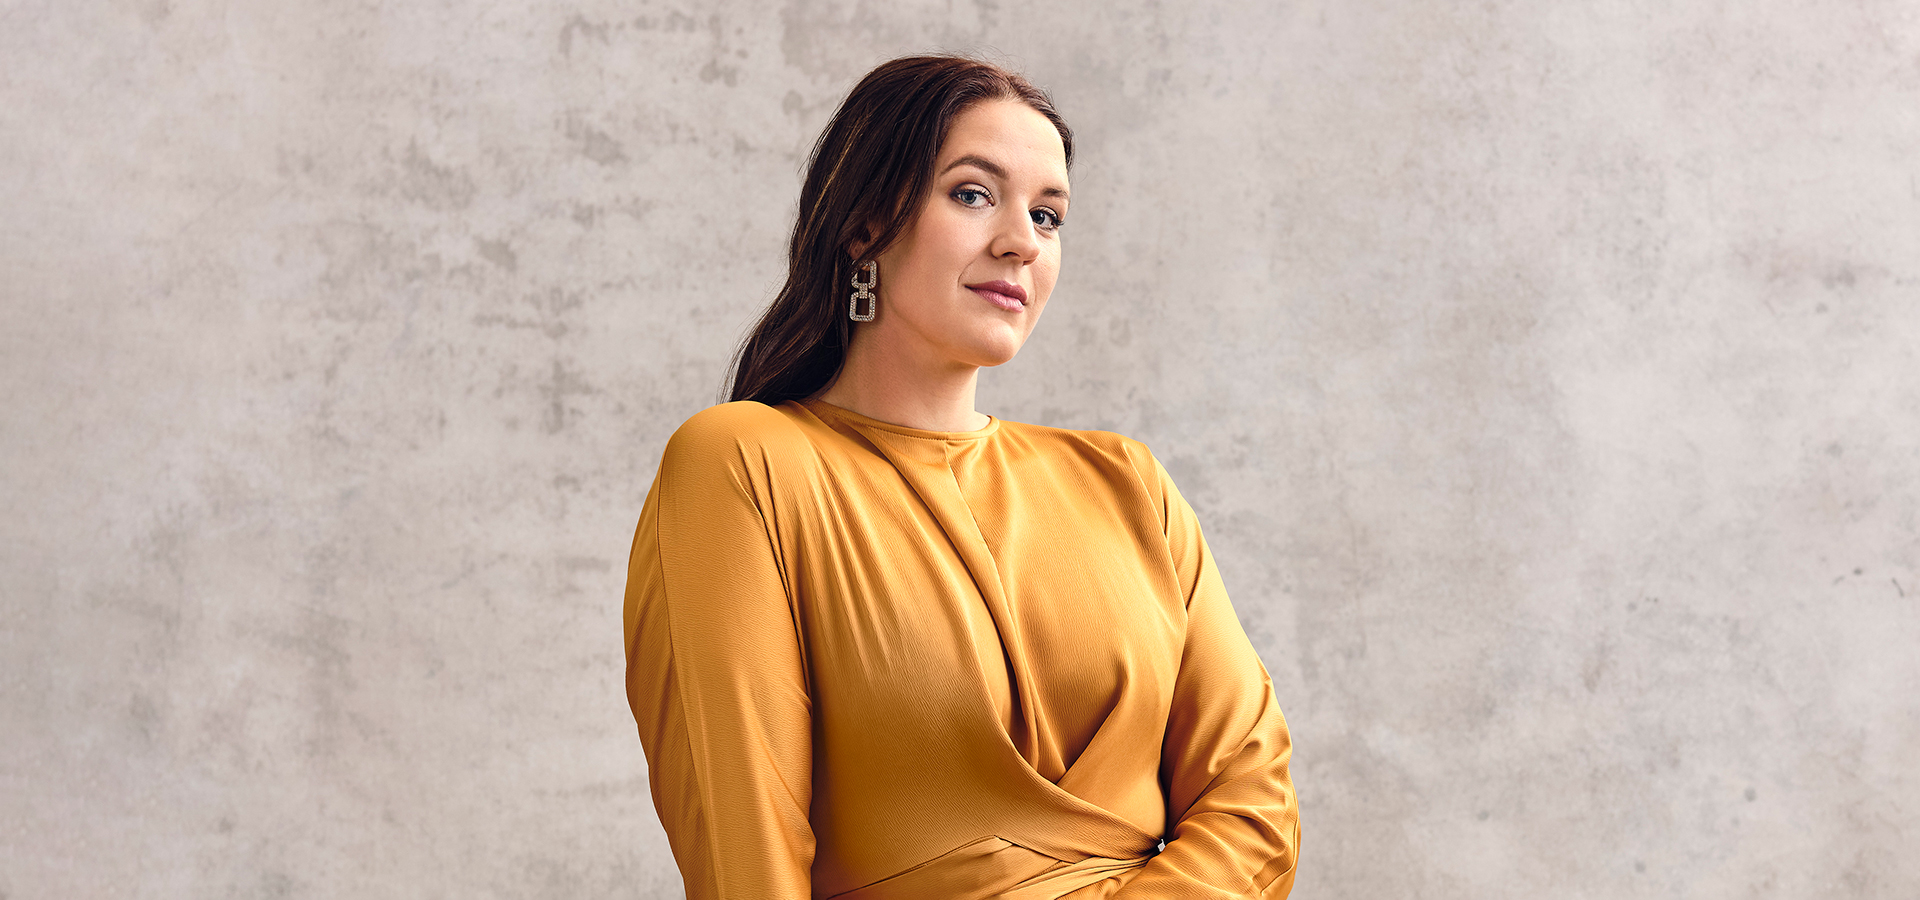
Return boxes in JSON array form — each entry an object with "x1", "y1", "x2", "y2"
[{"x1": 798, "y1": 397, "x2": 1001, "y2": 442}]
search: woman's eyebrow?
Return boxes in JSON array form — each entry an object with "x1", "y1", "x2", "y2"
[
  {"x1": 940, "y1": 154, "x2": 1071, "y2": 201},
  {"x1": 940, "y1": 154, "x2": 1007, "y2": 179}
]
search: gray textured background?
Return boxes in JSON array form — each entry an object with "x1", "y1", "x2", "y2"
[{"x1": 4, "y1": 1, "x2": 1916, "y2": 897}]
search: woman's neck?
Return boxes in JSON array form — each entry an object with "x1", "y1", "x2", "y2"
[{"x1": 813, "y1": 338, "x2": 991, "y2": 433}]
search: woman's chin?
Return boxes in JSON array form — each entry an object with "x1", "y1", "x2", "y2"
[
  {"x1": 960, "y1": 338, "x2": 1027, "y2": 369},
  {"x1": 958, "y1": 322, "x2": 1036, "y2": 368}
]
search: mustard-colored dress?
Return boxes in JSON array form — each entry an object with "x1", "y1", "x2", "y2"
[{"x1": 623, "y1": 398, "x2": 1299, "y2": 899}]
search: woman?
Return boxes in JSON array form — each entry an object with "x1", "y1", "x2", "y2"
[{"x1": 623, "y1": 55, "x2": 1299, "y2": 899}]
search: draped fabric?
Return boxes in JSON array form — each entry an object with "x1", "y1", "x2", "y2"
[{"x1": 623, "y1": 398, "x2": 1299, "y2": 899}]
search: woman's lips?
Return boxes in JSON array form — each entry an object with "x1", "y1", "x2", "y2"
[{"x1": 967, "y1": 280, "x2": 1027, "y2": 312}]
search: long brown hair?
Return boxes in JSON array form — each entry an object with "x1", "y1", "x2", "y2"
[{"x1": 725, "y1": 55, "x2": 1074, "y2": 405}]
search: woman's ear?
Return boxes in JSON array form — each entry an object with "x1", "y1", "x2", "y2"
[{"x1": 847, "y1": 222, "x2": 878, "y2": 263}]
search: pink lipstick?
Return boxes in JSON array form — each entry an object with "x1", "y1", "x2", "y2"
[{"x1": 968, "y1": 280, "x2": 1027, "y2": 312}]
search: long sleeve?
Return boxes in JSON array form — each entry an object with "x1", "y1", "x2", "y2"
[
  {"x1": 1113, "y1": 453, "x2": 1301, "y2": 899},
  {"x1": 623, "y1": 405, "x2": 816, "y2": 900}
]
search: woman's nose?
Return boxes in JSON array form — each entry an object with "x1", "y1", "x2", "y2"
[{"x1": 990, "y1": 209, "x2": 1041, "y2": 263}]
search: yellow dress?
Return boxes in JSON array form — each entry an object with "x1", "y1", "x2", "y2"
[{"x1": 623, "y1": 398, "x2": 1299, "y2": 899}]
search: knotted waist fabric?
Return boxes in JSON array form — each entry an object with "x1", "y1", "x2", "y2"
[
  {"x1": 821, "y1": 744, "x2": 1165, "y2": 900},
  {"x1": 826, "y1": 836, "x2": 1154, "y2": 900},
  {"x1": 624, "y1": 399, "x2": 1300, "y2": 900}
]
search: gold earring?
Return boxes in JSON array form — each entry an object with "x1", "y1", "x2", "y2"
[{"x1": 849, "y1": 261, "x2": 877, "y2": 322}]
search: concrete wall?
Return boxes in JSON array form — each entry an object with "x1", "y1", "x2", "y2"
[{"x1": 4, "y1": 1, "x2": 1916, "y2": 897}]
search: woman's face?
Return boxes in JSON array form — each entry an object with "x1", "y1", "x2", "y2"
[{"x1": 862, "y1": 98, "x2": 1071, "y2": 371}]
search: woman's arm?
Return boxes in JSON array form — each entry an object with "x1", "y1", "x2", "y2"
[
  {"x1": 624, "y1": 405, "x2": 816, "y2": 900},
  {"x1": 1115, "y1": 451, "x2": 1300, "y2": 898}
]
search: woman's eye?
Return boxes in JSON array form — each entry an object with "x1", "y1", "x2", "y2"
[
  {"x1": 953, "y1": 187, "x2": 990, "y2": 207},
  {"x1": 1030, "y1": 208, "x2": 1064, "y2": 230}
]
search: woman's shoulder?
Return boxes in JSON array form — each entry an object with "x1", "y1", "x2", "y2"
[
  {"x1": 1001, "y1": 418, "x2": 1163, "y2": 486},
  {"x1": 1003, "y1": 419, "x2": 1192, "y2": 535},
  {"x1": 661, "y1": 401, "x2": 817, "y2": 468},
  {"x1": 671, "y1": 399, "x2": 804, "y2": 438}
]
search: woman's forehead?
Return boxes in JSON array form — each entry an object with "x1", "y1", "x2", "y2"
[{"x1": 937, "y1": 101, "x2": 1070, "y2": 189}]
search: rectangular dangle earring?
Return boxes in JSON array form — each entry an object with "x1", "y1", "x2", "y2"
[{"x1": 849, "y1": 261, "x2": 877, "y2": 322}]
